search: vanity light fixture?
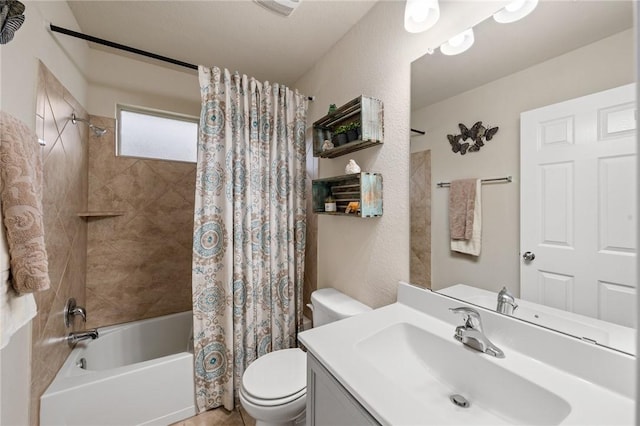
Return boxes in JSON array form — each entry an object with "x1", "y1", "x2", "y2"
[
  {"x1": 404, "y1": 0, "x2": 440, "y2": 33},
  {"x1": 493, "y1": 0, "x2": 539, "y2": 24},
  {"x1": 440, "y1": 28, "x2": 474, "y2": 56}
]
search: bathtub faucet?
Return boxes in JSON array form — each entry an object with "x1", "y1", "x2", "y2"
[{"x1": 67, "y1": 329, "x2": 99, "y2": 347}]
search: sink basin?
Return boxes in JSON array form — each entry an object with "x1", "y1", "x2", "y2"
[{"x1": 356, "y1": 322, "x2": 571, "y2": 425}]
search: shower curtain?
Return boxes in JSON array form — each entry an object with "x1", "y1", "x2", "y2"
[{"x1": 192, "y1": 66, "x2": 308, "y2": 412}]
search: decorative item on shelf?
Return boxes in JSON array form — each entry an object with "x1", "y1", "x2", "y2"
[
  {"x1": 321, "y1": 139, "x2": 334, "y2": 152},
  {"x1": 324, "y1": 195, "x2": 337, "y2": 212},
  {"x1": 328, "y1": 104, "x2": 337, "y2": 114},
  {"x1": 345, "y1": 159, "x2": 361, "y2": 174},
  {"x1": 332, "y1": 124, "x2": 349, "y2": 147},
  {"x1": 346, "y1": 121, "x2": 361, "y2": 142},
  {"x1": 447, "y1": 121, "x2": 499, "y2": 155},
  {"x1": 345, "y1": 201, "x2": 360, "y2": 214},
  {"x1": 0, "y1": 0, "x2": 26, "y2": 45}
]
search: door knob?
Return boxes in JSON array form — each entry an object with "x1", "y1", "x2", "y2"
[{"x1": 522, "y1": 251, "x2": 536, "y2": 262}]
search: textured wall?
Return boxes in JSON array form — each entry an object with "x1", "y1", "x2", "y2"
[
  {"x1": 31, "y1": 62, "x2": 89, "y2": 425},
  {"x1": 85, "y1": 116, "x2": 194, "y2": 328},
  {"x1": 410, "y1": 150, "x2": 431, "y2": 288},
  {"x1": 295, "y1": 1, "x2": 502, "y2": 309}
]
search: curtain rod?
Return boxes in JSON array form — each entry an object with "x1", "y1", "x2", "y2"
[
  {"x1": 49, "y1": 24, "x2": 315, "y2": 102},
  {"x1": 436, "y1": 176, "x2": 512, "y2": 188}
]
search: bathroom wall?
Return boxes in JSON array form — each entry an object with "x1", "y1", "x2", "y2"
[
  {"x1": 29, "y1": 63, "x2": 90, "y2": 425},
  {"x1": 294, "y1": 1, "x2": 504, "y2": 308},
  {"x1": 85, "y1": 116, "x2": 195, "y2": 328},
  {"x1": 0, "y1": 2, "x2": 90, "y2": 425},
  {"x1": 86, "y1": 49, "x2": 200, "y2": 118},
  {"x1": 410, "y1": 29, "x2": 635, "y2": 296}
]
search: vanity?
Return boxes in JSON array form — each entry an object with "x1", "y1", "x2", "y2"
[{"x1": 298, "y1": 282, "x2": 635, "y2": 425}]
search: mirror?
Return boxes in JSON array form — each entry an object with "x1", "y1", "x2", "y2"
[{"x1": 410, "y1": 1, "x2": 636, "y2": 354}]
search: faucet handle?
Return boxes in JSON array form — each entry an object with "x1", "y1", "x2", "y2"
[
  {"x1": 64, "y1": 298, "x2": 87, "y2": 328},
  {"x1": 449, "y1": 306, "x2": 483, "y2": 331}
]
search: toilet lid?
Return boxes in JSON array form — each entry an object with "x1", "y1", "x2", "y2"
[{"x1": 242, "y1": 348, "x2": 306, "y2": 401}]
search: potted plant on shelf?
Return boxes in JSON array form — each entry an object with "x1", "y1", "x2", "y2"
[
  {"x1": 346, "y1": 121, "x2": 361, "y2": 142},
  {"x1": 332, "y1": 124, "x2": 349, "y2": 146}
]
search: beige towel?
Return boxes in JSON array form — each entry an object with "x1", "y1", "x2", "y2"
[
  {"x1": 449, "y1": 179, "x2": 477, "y2": 240},
  {"x1": 0, "y1": 111, "x2": 50, "y2": 293},
  {"x1": 450, "y1": 179, "x2": 482, "y2": 256}
]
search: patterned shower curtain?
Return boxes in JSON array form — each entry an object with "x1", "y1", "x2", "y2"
[{"x1": 192, "y1": 66, "x2": 308, "y2": 412}]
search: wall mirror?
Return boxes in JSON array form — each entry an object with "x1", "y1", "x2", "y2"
[{"x1": 410, "y1": 0, "x2": 636, "y2": 355}]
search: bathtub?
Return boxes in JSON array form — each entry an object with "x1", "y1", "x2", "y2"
[{"x1": 40, "y1": 311, "x2": 196, "y2": 426}]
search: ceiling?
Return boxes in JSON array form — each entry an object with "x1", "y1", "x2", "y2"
[
  {"x1": 411, "y1": 0, "x2": 634, "y2": 110},
  {"x1": 67, "y1": 0, "x2": 378, "y2": 85}
]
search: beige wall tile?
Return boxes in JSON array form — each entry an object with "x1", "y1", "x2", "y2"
[
  {"x1": 410, "y1": 150, "x2": 431, "y2": 289},
  {"x1": 86, "y1": 115, "x2": 195, "y2": 328},
  {"x1": 31, "y1": 62, "x2": 89, "y2": 425}
]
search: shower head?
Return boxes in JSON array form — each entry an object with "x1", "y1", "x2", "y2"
[
  {"x1": 71, "y1": 113, "x2": 108, "y2": 137},
  {"x1": 91, "y1": 126, "x2": 108, "y2": 137}
]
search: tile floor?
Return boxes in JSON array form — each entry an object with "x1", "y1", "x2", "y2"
[{"x1": 171, "y1": 406, "x2": 256, "y2": 426}]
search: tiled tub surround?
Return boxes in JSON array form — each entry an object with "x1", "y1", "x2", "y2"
[
  {"x1": 410, "y1": 150, "x2": 431, "y2": 288},
  {"x1": 86, "y1": 115, "x2": 195, "y2": 328},
  {"x1": 31, "y1": 62, "x2": 89, "y2": 425}
]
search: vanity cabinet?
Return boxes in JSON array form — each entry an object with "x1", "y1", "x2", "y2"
[
  {"x1": 306, "y1": 354, "x2": 380, "y2": 426},
  {"x1": 313, "y1": 96, "x2": 383, "y2": 158},
  {"x1": 312, "y1": 172, "x2": 383, "y2": 218}
]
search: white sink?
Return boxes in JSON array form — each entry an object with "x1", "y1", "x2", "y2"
[
  {"x1": 298, "y1": 282, "x2": 635, "y2": 425},
  {"x1": 356, "y1": 322, "x2": 571, "y2": 425}
]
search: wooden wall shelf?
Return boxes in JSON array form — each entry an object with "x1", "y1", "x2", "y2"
[
  {"x1": 313, "y1": 96, "x2": 383, "y2": 158},
  {"x1": 312, "y1": 172, "x2": 383, "y2": 218}
]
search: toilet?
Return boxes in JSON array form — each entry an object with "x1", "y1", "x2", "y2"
[{"x1": 239, "y1": 288, "x2": 371, "y2": 426}]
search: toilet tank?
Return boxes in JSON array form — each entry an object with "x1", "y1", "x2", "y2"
[{"x1": 310, "y1": 288, "x2": 371, "y2": 327}]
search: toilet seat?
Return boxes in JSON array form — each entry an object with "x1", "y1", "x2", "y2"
[{"x1": 240, "y1": 348, "x2": 306, "y2": 407}]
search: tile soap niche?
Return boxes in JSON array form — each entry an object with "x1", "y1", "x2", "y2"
[
  {"x1": 313, "y1": 95, "x2": 383, "y2": 158},
  {"x1": 312, "y1": 172, "x2": 383, "y2": 218}
]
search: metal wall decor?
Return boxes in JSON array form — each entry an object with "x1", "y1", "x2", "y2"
[
  {"x1": 447, "y1": 121, "x2": 499, "y2": 155},
  {"x1": 0, "y1": 0, "x2": 25, "y2": 45}
]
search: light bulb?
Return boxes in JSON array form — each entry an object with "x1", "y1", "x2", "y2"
[
  {"x1": 440, "y1": 28, "x2": 474, "y2": 56},
  {"x1": 412, "y1": 5, "x2": 430, "y2": 23},
  {"x1": 505, "y1": 0, "x2": 526, "y2": 13},
  {"x1": 448, "y1": 33, "x2": 466, "y2": 47},
  {"x1": 404, "y1": 0, "x2": 440, "y2": 33},
  {"x1": 493, "y1": 0, "x2": 538, "y2": 23}
]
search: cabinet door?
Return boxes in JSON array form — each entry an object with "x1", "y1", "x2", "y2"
[{"x1": 307, "y1": 354, "x2": 379, "y2": 426}]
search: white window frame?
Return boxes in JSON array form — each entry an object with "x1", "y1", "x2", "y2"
[{"x1": 116, "y1": 104, "x2": 199, "y2": 163}]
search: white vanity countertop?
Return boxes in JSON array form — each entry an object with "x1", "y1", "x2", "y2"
[{"x1": 298, "y1": 283, "x2": 635, "y2": 426}]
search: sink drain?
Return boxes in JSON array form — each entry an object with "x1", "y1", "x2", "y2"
[{"x1": 449, "y1": 394, "x2": 470, "y2": 408}]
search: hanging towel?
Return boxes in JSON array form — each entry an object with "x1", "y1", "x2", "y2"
[
  {"x1": 0, "y1": 203, "x2": 36, "y2": 349},
  {"x1": 450, "y1": 179, "x2": 482, "y2": 256},
  {"x1": 0, "y1": 111, "x2": 50, "y2": 293},
  {"x1": 449, "y1": 178, "x2": 477, "y2": 240}
]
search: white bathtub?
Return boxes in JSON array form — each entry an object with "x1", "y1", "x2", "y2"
[{"x1": 40, "y1": 311, "x2": 196, "y2": 426}]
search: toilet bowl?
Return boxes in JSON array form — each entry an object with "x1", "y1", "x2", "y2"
[{"x1": 239, "y1": 288, "x2": 371, "y2": 426}]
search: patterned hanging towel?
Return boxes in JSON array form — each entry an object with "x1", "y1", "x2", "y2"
[{"x1": 0, "y1": 111, "x2": 50, "y2": 293}]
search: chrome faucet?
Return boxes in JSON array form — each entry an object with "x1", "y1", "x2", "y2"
[
  {"x1": 450, "y1": 307, "x2": 505, "y2": 358},
  {"x1": 64, "y1": 298, "x2": 87, "y2": 327},
  {"x1": 67, "y1": 329, "x2": 99, "y2": 347},
  {"x1": 496, "y1": 286, "x2": 518, "y2": 316}
]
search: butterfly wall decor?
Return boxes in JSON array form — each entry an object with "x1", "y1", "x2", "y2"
[{"x1": 447, "y1": 121, "x2": 499, "y2": 155}]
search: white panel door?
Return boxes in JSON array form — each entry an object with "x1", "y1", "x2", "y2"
[{"x1": 520, "y1": 84, "x2": 637, "y2": 328}]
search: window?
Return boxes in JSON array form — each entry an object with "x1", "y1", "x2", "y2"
[{"x1": 116, "y1": 104, "x2": 198, "y2": 163}]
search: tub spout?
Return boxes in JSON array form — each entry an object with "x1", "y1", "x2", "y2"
[{"x1": 67, "y1": 329, "x2": 99, "y2": 347}]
